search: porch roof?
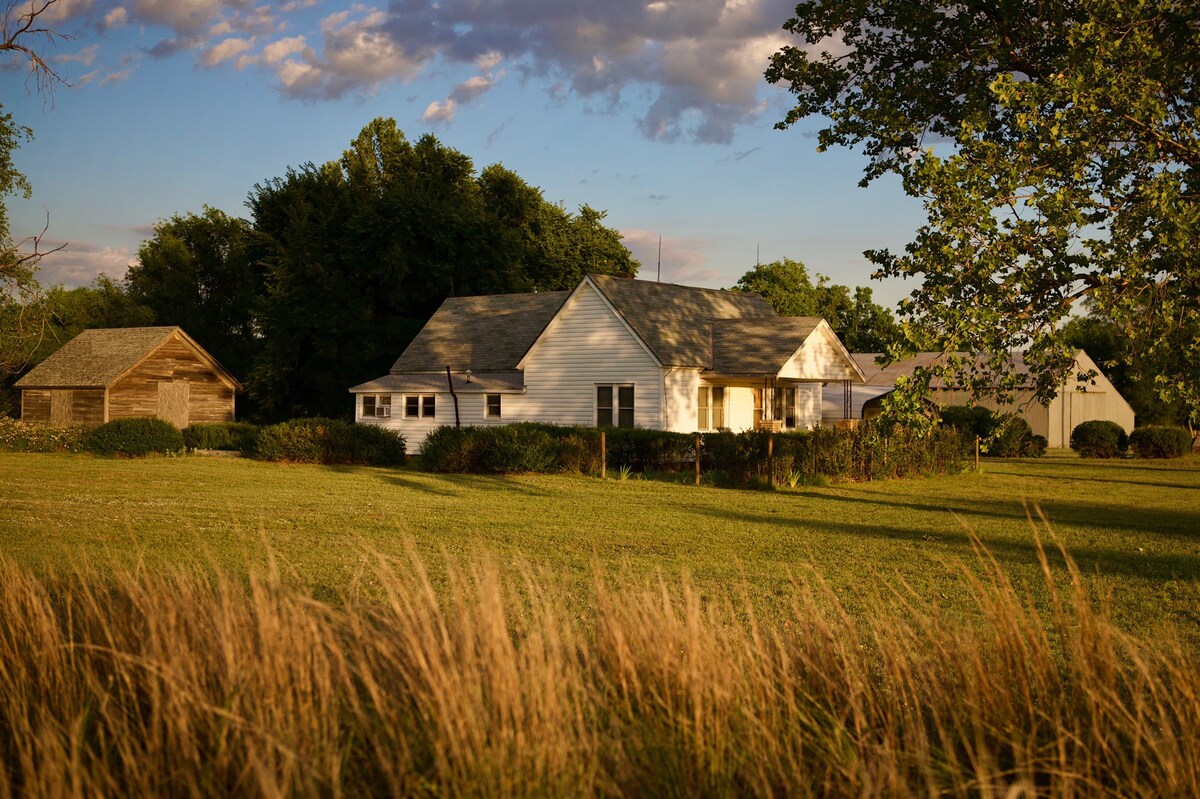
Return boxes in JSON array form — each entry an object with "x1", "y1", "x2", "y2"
[{"x1": 710, "y1": 317, "x2": 822, "y2": 375}]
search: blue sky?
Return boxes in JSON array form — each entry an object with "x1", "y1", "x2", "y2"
[{"x1": 6, "y1": 0, "x2": 927, "y2": 306}]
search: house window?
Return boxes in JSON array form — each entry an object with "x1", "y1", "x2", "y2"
[
  {"x1": 362, "y1": 394, "x2": 391, "y2": 418},
  {"x1": 597, "y1": 384, "x2": 634, "y2": 427},
  {"x1": 773, "y1": 387, "x2": 797, "y2": 429},
  {"x1": 404, "y1": 395, "x2": 436, "y2": 419},
  {"x1": 486, "y1": 393, "x2": 502, "y2": 418},
  {"x1": 697, "y1": 386, "x2": 725, "y2": 430}
]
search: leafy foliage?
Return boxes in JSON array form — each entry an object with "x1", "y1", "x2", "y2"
[
  {"x1": 1070, "y1": 421, "x2": 1129, "y2": 459},
  {"x1": 182, "y1": 422, "x2": 261, "y2": 453},
  {"x1": 84, "y1": 418, "x2": 185, "y2": 457},
  {"x1": 768, "y1": 0, "x2": 1200, "y2": 425},
  {"x1": 733, "y1": 259, "x2": 900, "y2": 351},
  {"x1": 938, "y1": 405, "x2": 1045, "y2": 458},
  {"x1": 254, "y1": 418, "x2": 405, "y2": 466},
  {"x1": 1128, "y1": 426, "x2": 1192, "y2": 460}
]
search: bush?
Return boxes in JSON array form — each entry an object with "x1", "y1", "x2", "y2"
[
  {"x1": 0, "y1": 417, "x2": 89, "y2": 452},
  {"x1": 255, "y1": 419, "x2": 405, "y2": 466},
  {"x1": 1129, "y1": 426, "x2": 1192, "y2": 459},
  {"x1": 477, "y1": 424, "x2": 559, "y2": 473},
  {"x1": 940, "y1": 406, "x2": 1044, "y2": 458},
  {"x1": 183, "y1": 422, "x2": 260, "y2": 453},
  {"x1": 939, "y1": 405, "x2": 1000, "y2": 440},
  {"x1": 1070, "y1": 420, "x2": 1129, "y2": 458},
  {"x1": 420, "y1": 426, "x2": 485, "y2": 472},
  {"x1": 85, "y1": 417, "x2": 185, "y2": 457}
]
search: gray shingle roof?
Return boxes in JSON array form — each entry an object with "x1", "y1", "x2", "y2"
[
  {"x1": 853, "y1": 352, "x2": 1035, "y2": 388},
  {"x1": 711, "y1": 318, "x2": 822, "y2": 374},
  {"x1": 15, "y1": 327, "x2": 182, "y2": 388},
  {"x1": 351, "y1": 371, "x2": 525, "y2": 393},
  {"x1": 390, "y1": 291, "x2": 570, "y2": 373},
  {"x1": 588, "y1": 274, "x2": 776, "y2": 367}
]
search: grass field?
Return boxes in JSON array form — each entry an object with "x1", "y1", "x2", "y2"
[
  {"x1": 3, "y1": 449, "x2": 1199, "y2": 796},
  {"x1": 1, "y1": 449, "x2": 1197, "y2": 636}
]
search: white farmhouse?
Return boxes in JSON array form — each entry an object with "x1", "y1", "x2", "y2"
[{"x1": 351, "y1": 274, "x2": 865, "y2": 453}]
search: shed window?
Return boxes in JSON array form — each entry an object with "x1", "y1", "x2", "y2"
[
  {"x1": 486, "y1": 394, "x2": 502, "y2": 418},
  {"x1": 697, "y1": 386, "x2": 725, "y2": 431},
  {"x1": 362, "y1": 394, "x2": 391, "y2": 418},
  {"x1": 597, "y1": 384, "x2": 634, "y2": 427}
]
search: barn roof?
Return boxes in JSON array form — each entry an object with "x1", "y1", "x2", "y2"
[
  {"x1": 15, "y1": 327, "x2": 240, "y2": 390},
  {"x1": 390, "y1": 291, "x2": 570, "y2": 373},
  {"x1": 852, "y1": 352, "x2": 1036, "y2": 388}
]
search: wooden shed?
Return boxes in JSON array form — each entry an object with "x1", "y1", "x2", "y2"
[{"x1": 15, "y1": 327, "x2": 241, "y2": 428}]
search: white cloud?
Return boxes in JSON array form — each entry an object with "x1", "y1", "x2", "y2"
[
  {"x1": 200, "y1": 36, "x2": 255, "y2": 67},
  {"x1": 261, "y1": 35, "x2": 308, "y2": 64},
  {"x1": 34, "y1": 240, "x2": 135, "y2": 287},
  {"x1": 423, "y1": 98, "x2": 456, "y2": 124},
  {"x1": 102, "y1": 6, "x2": 128, "y2": 29},
  {"x1": 55, "y1": 44, "x2": 99, "y2": 66},
  {"x1": 98, "y1": 68, "x2": 135, "y2": 86}
]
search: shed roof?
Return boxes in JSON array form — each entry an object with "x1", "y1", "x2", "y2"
[
  {"x1": 852, "y1": 351, "x2": 1036, "y2": 388},
  {"x1": 390, "y1": 291, "x2": 570, "y2": 373},
  {"x1": 710, "y1": 317, "x2": 822, "y2": 374},
  {"x1": 587, "y1": 274, "x2": 776, "y2": 367},
  {"x1": 14, "y1": 327, "x2": 235, "y2": 389}
]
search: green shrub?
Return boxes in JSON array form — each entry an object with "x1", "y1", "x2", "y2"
[
  {"x1": 939, "y1": 405, "x2": 1000, "y2": 440},
  {"x1": 990, "y1": 416, "x2": 1037, "y2": 458},
  {"x1": 420, "y1": 426, "x2": 484, "y2": 472},
  {"x1": 0, "y1": 417, "x2": 90, "y2": 452},
  {"x1": 477, "y1": 424, "x2": 559, "y2": 473},
  {"x1": 183, "y1": 422, "x2": 260, "y2": 453},
  {"x1": 1129, "y1": 426, "x2": 1192, "y2": 459},
  {"x1": 85, "y1": 417, "x2": 185, "y2": 457},
  {"x1": 1070, "y1": 420, "x2": 1129, "y2": 458},
  {"x1": 255, "y1": 419, "x2": 405, "y2": 466},
  {"x1": 605, "y1": 428, "x2": 694, "y2": 472},
  {"x1": 1027, "y1": 435, "x2": 1049, "y2": 458}
]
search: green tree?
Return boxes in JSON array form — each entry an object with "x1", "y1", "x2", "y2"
[
  {"x1": 125, "y1": 207, "x2": 263, "y2": 387},
  {"x1": 767, "y1": 0, "x2": 1200, "y2": 423},
  {"x1": 733, "y1": 259, "x2": 899, "y2": 351}
]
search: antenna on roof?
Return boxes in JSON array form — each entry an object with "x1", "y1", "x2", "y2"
[
  {"x1": 657, "y1": 234, "x2": 662, "y2": 282},
  {"x1": 756, "y1": 243, "x2": 760, "y2": 267}
]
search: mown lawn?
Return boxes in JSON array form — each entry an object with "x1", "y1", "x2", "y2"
[{"x1": 1, "y1": 450, "x2": 1197, "y2": 637}]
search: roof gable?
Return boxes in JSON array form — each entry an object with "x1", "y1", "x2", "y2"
[
  {"x1": 711, "y1": 318, "x2": 820, "y2": 374},
  {"x1": 587, "y1": 274, "x2": 776, "y2": 367},
  {"x1": 390, "y1": 291, "x2": 570, "y2": 373},
  {"x1": 16, "y1": 327, "x2": 242, "y2": 390}
]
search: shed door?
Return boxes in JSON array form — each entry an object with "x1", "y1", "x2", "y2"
[
  {"x1": 50, "y1": 390, "x2": 73, "y2": 424},
  {"x1": 156, "y1": 382, "x2": 190, "y2": 429}
]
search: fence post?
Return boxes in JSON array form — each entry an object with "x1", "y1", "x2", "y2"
[
  {"x1": 600, "y1": 431, "x2": 606, "y2": 480},
  {"x1": 975, "y1": 435, "x2": 980, "y2": 473},
  {"x1": 695, "y1": 434, "x2": 701, "y2": 486}
]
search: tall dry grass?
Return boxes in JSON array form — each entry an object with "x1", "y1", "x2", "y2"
[{"x1": 1, "y1": 518, "x2": 1197, "y2": 798}]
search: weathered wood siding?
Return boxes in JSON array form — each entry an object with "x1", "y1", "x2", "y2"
[
  {"x1": 108, "y1": 338, "x2": 234, "y2": 426},
  {"x1": 517, "y1": 281, "x2": 662, "y2": 428},
  {"x1": 21, "y1": 389, "x2": 51, "y2": 422}
]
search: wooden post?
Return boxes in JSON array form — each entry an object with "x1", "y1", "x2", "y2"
[
  {"x1": 600, "y1": 431, "x2": 606, "y2": 479},
  {"x1": 768, "y1": 433, "x2": 775, "y2": 487},
  {"x1": 695, "y1": 434, "x2": 701, "y2": 486},
  {"x1": 975, "y1": 435, "x2": 980, "y2": 472}
]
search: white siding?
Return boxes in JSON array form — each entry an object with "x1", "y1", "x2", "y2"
[
  {"x1": 725, "y1": 386, "x2": 756, "y2": 432},
  {"x1": 663, "y1": 368, "x2": 701, "y2": 432},
  {"x1": 355, "y1": 390, "x2": 520, "y2": 454},
  {"x1": 778, "y1": 324, "x2": 860, "y2": 381},
  {"x1": 795, "y1": 384, "x2": 822, "y2": 429}
]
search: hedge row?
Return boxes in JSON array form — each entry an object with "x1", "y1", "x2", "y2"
[
  {"x1": 0, "y1": 417, "x2": 89, "y2": 452},
  {"x1": 1129, "y1": 426, "x2": 1192, "y2": 459},
  {"x1": 253, "y1": 418, "x2": 406, "y2": 466},
  {"x1": 84, "y1": 418, "x2": 185, "y2": 456},
  {"x1": 420, "y1": 422, "x2": 969, "y2": 484},
  {"x1": 183, "y1": 422, "x2": 261, "y2": 453}
]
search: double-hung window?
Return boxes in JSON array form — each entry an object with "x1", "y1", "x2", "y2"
[
  {"x1": 697, "y1": 386, "x2": 725, "y2": 430},
  {"x1": 404, "y1": 395, "x2": 436, "y2": 419},
  {"x1": 596, "y1": 384, "x2": 634, "y2": 427},
  {"x1": 485, "y1": 393, "x2": 502, "y2": 418},
  {"x1": 362, "y1": 394, "x2": 391, "y2": 418}
]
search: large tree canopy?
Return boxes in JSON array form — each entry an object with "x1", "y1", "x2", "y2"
[
  {"x1": 732, "y1": 258, "x2": 900, "y2": 351},
  {"x1": 767, "y1": 0, "x2": 1199, "y2": 424}
]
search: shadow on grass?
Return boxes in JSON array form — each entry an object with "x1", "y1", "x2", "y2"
[{"x1": 685, "y1": 503, "x2": 1200, "y2": 584}]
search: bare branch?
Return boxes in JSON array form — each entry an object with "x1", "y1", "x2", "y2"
[{"x1": 1, "y1": 0, "x2": 71, "y2": 100}]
